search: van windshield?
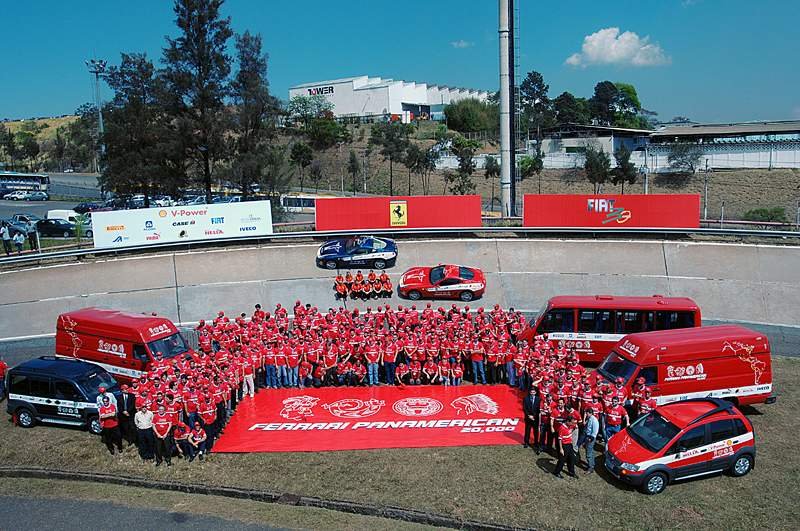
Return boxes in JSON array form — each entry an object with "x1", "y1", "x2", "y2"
[
  {"x1": 148, "y1": 332, "x2": 189, "y2": 359},
  {"x1": 627, "y1": 411, "x2": 680, "y2": 453},
  {"x1": 597, "y1": 351, "x2": 638, "y2": 385},
  {"x1": 78, "y1": 370, "x2": 119, "y2": 400}
]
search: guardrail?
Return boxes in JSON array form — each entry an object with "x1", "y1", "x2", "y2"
[{"x1": 2, "y1": 225, "x2": 799, "y2": 267}]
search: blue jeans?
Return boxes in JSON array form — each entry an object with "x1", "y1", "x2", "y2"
[
  {"x1": 604, "y1": 424, "x2": 621, "y2": 447},
  {"x1": 368, "y1": 363, "x2": 379, "y2": 385},
  {"x1": 384, "y1": 362, "x2": 396, "y2": 384},
  {"x1": 471, "y1": 360, "x2": 486, "y2": 384},
  {"x1": 277, "y1": 366, "x2": 288, "y2": 387},
  {"x1": 452, "y1": 377, "x2": 461, "y2": 386},
  {"x1": 506, "y1": 361, "x2": 516, "y2": 387},
  {"x1": 289, "y1": 366, "x2": 299, "y2": 387},
  {"x1": 265, "y1": 365, "x2": 278, "y2": 387}
]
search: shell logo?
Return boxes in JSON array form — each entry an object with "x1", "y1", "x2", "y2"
[{"x1": 158, "y1": 210, "x2": 167, "y2": 218}]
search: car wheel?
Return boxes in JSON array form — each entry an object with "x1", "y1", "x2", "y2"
[
  {"x1": 640, "y1": 471, "x2": 668, "y2": 495},
  {"x1": 63, "y1": 231, "x2": 70, "y2": 238},
  {"x1": 407, "y1": 290, "x2": 422, "y2": 301},
  {"x1": 459, "y1": 291, "x2": 475, "y2": 302},
  {"x1": 325, "y1": 260, "x2": 338, "y2": 270},
  {"x1": 16, "y1": 407, "x2": 36, "y2": 428},
  {"x1": 731, "y1": 454, "x2": 753, "y2": 477},
  {"x1": 373, "y1": 259, "x2": 387, "y2": 270},
  {"x1": 85, "y1": 230, "x2": 93, "y2": 238},
  {"x1": 88, "y1": 416, "x2": 102, "y2": 435}
]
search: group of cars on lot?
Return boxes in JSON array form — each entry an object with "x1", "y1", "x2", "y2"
[
  {"x1": 2, "y1": 190, "x2": 49, "y2": 201},
  {"x1": 1, "y1": 211, "x2": 94, "y2": 240}
]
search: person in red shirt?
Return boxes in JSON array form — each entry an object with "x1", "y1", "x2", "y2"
[
  {"x1": 395, "y1": 362, "x2": 410, "y2": 385},
  {"x1": 604, "y1": 396, "x2": 629, "y2": 448},
  {"x1": 470, "y1": 340, "x2": 486, "y2": 384},
  {"x1": 0, "y1": 356, "x2": 8, "y2": 399},
  {"x1": 352, "y1": 361, "x2": 367, "y2": 385},
  {"x1": 422, "y1": 358, "x2": 439, "y2": 385},
  {"x1": 312, "y1": 364, "x2": 326, "y2": 388},
  {"x1": 152, "y1": 405, "x2": 173, "y2": 466},
  {"x1": 172, "y1": 420, "x2": 192, "y2": 459},
  {"x1": 350, "y1": 281, "x2": 362, "y2": 300},
  {"x1": 538, "y1": 395, "x2": 554, "y2": 453},
  {"x1": 99, "y1": 396, "x2": 123, "y2": 455},
  {"x1": 188, "y1": 421, "x2": 208, "y2": 462},
  {"x1": 553, "y1": 419, "x2": 578, "y2": 479},
  {"x1": 408, "y1": 359, "x2": 422, "y2": 385},
  {"x1": 451, "y1": 363, "x2": 464, "y2": 386},
  {"x1": 636, "y1": 388, "x2": 657, "y2": 419},
  {"x1": 299, "y1": 360, "x2": 313, "y2": 389},
  {"x1": 381, "y1": 279, "x2": 393, "y2": 299},
  {"x1": 287, "y1": 348, "x2": 301, "y2": 388},
  {"x1": 437, "y1": 359, "x2": 451, "y2": 385},
  {"x1": 199, "y1": 397, "x2": 218, "y2": 451}
]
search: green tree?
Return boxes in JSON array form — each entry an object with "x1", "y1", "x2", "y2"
[
  {"x1": 610, "y1": 145, "x2": 637, "y2": 194},
  {"x1": 101, "y1": 52, "x2": 164, "y2": 207},
  {"x1": 483, "y1": 155, "x2": 500, "y2": 210},
  {"x1": 306, "y1": 118, "x2": 349, "y2": 151},
  {"x1": 589, "y1": 81, "x2": 619, "y2": 125},
  {"x1": 289, "y1": 141, "x2": 313, "y2": 191},
  {"x1": 553, "y1": 92, "x2": 590, "y2": 125},
  {"x1": 519, "y1": 70, "x2": 555, "y2": 137},
  {"x1": 18, "y1": 133, "x2": 40, "y2": 168},
  {"x1": 260, "y1": 144, "x2": 293, "y2": 198},
  {"x1": 447, "y1": 135, "x2": 480, "y2": 195},
  {"x1": 228, "y1": 31, "x2": 279, "y2": 198},
  {"x1": 519, "y1": 150, "x2": 545, "y2": 193},
  {"x1": 161, "y1": 0, "x2": 233, "y2": 203},
  {"x1": 743, "y1": 207, "x2": 787, "y2": 223},
  {"x1": 288, "y1": 94, "x2": 334, "y2": 128},
  {"x1": 308, "y1": 159, "x2": 324, "y2": 192},
  {"x1": 347, "y1": 149, "x2": 360, "y2": 195},
  {"x1": 444, "y1": 98, "x2": 498, "y2": 133},
  {"x1": 369, "y1": 121, "x2": 412, "y2": 195},
  {"x1": 667, "y1": 142, "x2": 703, "y2": 173},
  {"x1": 584, "y1": 145, "x2": 611, "y2": 193},
  {"x1": 65, "y1": 104, "x2": 99, "y2": 172}
]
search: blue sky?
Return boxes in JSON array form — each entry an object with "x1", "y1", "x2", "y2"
[{"x1": 1, "y1": 0, "x2": 798, "y2": 123}]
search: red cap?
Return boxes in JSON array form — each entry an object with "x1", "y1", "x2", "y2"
[
  {"x1": 615, "y1": 377, "x2": 624, "y2": 384},
  {"x1": 98, "y1": 386, "x2": 106, "y2": 392}
]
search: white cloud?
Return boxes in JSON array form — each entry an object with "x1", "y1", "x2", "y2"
[
  {"x1": 450, "y1": 39, "x2": 474, "y2": 49},
  {"x1": 565, "y1": 27, "x2": 670, "y2": 67}
]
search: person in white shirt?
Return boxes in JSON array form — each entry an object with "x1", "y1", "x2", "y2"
[
  {"x1": 95, "y1": 386, "x2": 118, "y2": 408},
  {"x1": 0, "y1": 223, "x2": 12, "y2": 255},
  {"x1": 12, "y1": 231, "x2": 25, "y2": 254},
  {"x1": 134, "y1": 405, "x2": 155, "y2": 460}
]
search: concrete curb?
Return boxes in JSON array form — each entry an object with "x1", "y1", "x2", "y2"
[{"x1": 0, "y1": 466, "x2": 530, "y2": 531}]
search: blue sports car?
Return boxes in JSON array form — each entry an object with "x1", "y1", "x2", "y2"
[{"x1": 316, "y1": 236, "x2": 398, "y2": 270}]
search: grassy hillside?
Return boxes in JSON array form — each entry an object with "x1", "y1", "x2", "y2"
[{"x1": 3, "y1": 115, "x2": 78, "y2": 142}]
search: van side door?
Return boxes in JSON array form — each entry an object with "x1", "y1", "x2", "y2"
[
  {"x1": 666, "y1": 424, "x2": 710, "y2": 479},
  {"x1": 27, "y1": 376, "x2": 59, "y2": 419}
]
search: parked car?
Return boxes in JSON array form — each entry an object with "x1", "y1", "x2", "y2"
[
  {"x1": 36, "y1": 218, "x2": 77, "y2": 238},
  {"x1": 5, "y1": 356, "x2": 120, "y2": 435},
  {"x1": 316, "y1": 236, "x2": 398, "y2": 270},
  {"x1": 398, "y1": 264, "x2": 486, "y2": 302},
  {"x1": 74, "y1": 202, "x2": 103, "y2": 214},
  {"x1": 23, "y1": 191, "x2": 48, "y2": 201},
  {"x1": 605, "y1": 398, "x2": 756, "y2": 495},
  {"x1": 2, "y1": 190, "x2": 27, "y2": 200},
  {"x1": 10, "y1": 213, "x2": 43, "y2": 225}
]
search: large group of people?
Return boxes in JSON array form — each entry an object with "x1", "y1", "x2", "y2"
[
  {"x1": 93, "y1": 300, "x2": 656, "y2": 476},
  {"x1": 333, "y1": 270, "x2": 393, "y2": 300}
]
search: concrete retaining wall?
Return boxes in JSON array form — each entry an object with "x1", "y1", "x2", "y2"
[{"x1": 1, "y1": 239, "x2": 798, "y2": 340}]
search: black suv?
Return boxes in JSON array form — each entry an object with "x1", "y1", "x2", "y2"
[{"x1": 6, "y1": 356, "x2": 120, "y2": 435}]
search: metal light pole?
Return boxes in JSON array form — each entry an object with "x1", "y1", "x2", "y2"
[
  {"x1": 86, "y1": 58, "x2": 107, "y2": 172},
  {"x1": 498, "y1": 0, "x2": 512, "y2": 217},
  {"x1": 703, "y1": 159, "x2": 709, "y2": 220}
]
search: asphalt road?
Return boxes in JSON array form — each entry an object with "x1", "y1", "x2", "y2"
[{"x1": 0, "y1": 495, "x2": 278, "y2": 531}]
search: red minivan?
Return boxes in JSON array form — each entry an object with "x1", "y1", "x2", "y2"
[
  {"x1": 606, "y1": 398, "x2": 756, "y2": 494},
  {"x1": 55, "y1": 308, "x2": 189, "y2": 383}
]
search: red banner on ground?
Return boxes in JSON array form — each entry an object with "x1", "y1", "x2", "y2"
[
  {"x1": 215, "y1": 385, "x2": 524, "y2": 453},
  {"x1": 523, "y1": 194, "x2": 700, "y2": 228},
  {"x1": 314, "y1": 195, "x2": 482, "y2": 231}
]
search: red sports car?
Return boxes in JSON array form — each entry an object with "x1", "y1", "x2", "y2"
[{"x1": 398, "y1": 264, "x2": 486, "y2": 302}]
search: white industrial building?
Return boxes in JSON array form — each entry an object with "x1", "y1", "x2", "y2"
[{"x1": 288, "y1": 75, "x2": 491, "y2": 122}]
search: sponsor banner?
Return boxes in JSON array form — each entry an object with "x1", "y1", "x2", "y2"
[
  {"x1": 523, "y1": 194, "x2": 700, "y2": 228},
  {"x1": 315, "y1": 195, "x2": 482, "y2": 231},
  {"x1": 214, "y1": 385, "x2": 524, "y2": 453},
  {"x1": 91, "y1": 200, "x2": 273, "y2": 248}
]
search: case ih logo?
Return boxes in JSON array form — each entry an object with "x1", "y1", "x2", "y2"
[
  {"x1": 587, "y1": 198, "x2": 632, "y2": 225},
  {"x1": 307, "y1": 85, "x2": 334, "y2": 96},
  {"x1": 148, "y1": 324, "x2": 171, "y2": 337}
]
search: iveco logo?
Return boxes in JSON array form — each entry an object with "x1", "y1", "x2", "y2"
[{"x1": 240, "y1": 226, "x2": 257, "y2": 232}]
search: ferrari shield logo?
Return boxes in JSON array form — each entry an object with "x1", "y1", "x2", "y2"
[{"x1": 390, "y1": 200, "x2": 408, "y2": 227}]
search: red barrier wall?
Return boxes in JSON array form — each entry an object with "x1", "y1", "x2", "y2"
[
  {"x1": 315, "y1": 195, "x2": 482, "y2": 231},
  {"x1": 523, "y1": 194, "x2": 700, "y2": 228}
]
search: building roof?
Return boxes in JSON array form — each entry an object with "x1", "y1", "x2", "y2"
[
  {"x1": 289, "y1": 76, "x2": 367, "y2": 89},
  {"x1": 548, "y1": 295, "x2": 699, "y2": 311},
  {"x1": 544, "y1": 123, "x2": 654, "y2": 136},
  {"x1": 652, "y1": 120, "x2": 800, "y2": 137}
]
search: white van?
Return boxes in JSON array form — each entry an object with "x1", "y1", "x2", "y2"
[{"x1": 46, "y1": 209, "x2": 80, "y2": 223}]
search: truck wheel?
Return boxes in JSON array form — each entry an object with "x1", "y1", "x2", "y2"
[
  {"x1": 731, "y1": 454, "x2": 753, "y2": 477},
  {"x1": 640, "y1": 471, "x2": 668, "y2": 495},
  {"x1": 88, "y1": 415, "x2": 102, "y2": 435},
  {"x1": 459, "y1": 291, "x2": 474, "y2": 302},
  {"x1": 373, "y1": 259, "x2": 387, "y2": 270},
  {"x1": 16, "y1": 407, "x2": 36, "y2": 428},
  {"x1": 407, "y1": 290, "x2": 422, "y2": 301}
]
